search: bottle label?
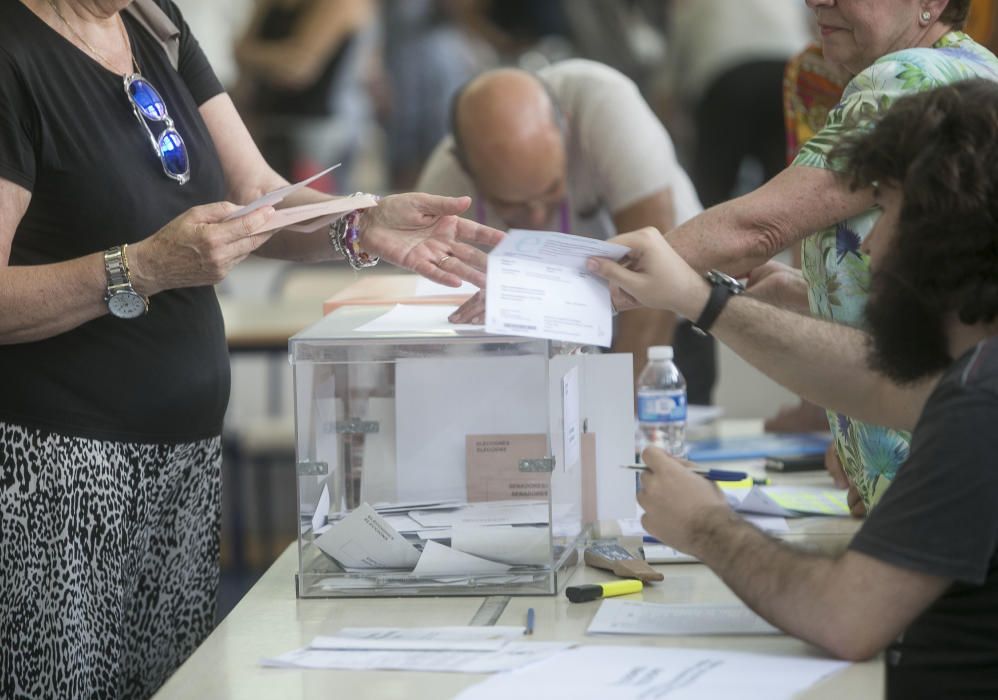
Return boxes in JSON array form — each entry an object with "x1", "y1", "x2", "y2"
[{"x1": 637, "y1": 389, "x2": 687, "y2": 423}]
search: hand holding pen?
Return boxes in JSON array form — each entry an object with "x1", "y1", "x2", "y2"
[
  {"x1": 623, "y1": 464, "x2": 749, "y2": 482},
  {"x1": 630, "y1": 446, "x2": 734, "y2": 558}
]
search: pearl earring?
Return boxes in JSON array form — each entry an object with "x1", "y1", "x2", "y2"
[{"x1": 920, "y1": 10, "x2": 932, "y2": 23}]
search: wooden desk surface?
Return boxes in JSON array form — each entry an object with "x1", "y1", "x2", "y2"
[
  {"x1": 156, "y1": 527, "x2": 882, "y2": 700},
  {"x1": 220, "y1": 298, "x2": 323, "y2": 353}
]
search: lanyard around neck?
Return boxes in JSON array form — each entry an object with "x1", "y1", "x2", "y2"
[{"x1": 475, "y1": 196, "x2": 572, "y2": 235}]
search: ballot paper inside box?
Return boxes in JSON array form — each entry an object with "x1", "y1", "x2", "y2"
[{"x1": 289, "y1": 307, "x2": 633, "y2": 598}]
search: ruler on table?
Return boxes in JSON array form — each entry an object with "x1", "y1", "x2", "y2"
[{"x1": 469, "y1": 596, "x2": 511, "y2": 626}]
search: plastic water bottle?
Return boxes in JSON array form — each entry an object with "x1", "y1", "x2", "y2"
[{"x1": 636, "y1": 346, "x2": 687, "y2": 458}]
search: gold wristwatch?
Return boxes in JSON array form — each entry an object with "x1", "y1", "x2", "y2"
[{"x1": 104, "y1": 245, "x2": 148, "y2": 319}]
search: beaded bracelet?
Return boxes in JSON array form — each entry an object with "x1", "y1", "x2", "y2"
[{"x1": 328, "y1": 193, "x2": 380, "y2": 270}]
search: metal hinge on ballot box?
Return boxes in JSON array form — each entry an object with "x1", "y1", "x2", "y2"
[
  {"x1": 519, "y1": 456, "x2": 556, "y2": 473},
  {"x1": 296, "y1": 460, "x2": 328, "y2": 476},
  {"x1": 330, "y1": 418, "x2": 380, "y2": 434}
]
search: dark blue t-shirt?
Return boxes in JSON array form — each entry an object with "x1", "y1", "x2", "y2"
[
  {"x1": 0, "y1": 0, "x2": 230, "y2": 443},
  {"x1": 850, "y1": 337, "x2": 998, "y2": 698}
]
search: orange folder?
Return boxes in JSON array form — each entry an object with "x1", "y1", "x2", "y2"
[{"x1": 322, "y1": 275, "x2": 475, "y2": 315}]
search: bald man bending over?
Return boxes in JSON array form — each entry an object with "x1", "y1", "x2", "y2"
[{"x1": 417, "y1": 59, "x2": 709, "y2": 396}]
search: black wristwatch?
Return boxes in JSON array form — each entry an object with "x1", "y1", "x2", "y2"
[{"x1": 692, "y1": 270, "x2": 745, "y2": 336}]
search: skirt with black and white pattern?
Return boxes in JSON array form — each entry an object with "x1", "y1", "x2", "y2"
[{"x1": 0, "y1": 421, "x2": 221, "y2": 700}]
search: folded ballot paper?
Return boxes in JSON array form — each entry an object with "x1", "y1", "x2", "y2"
[
  {"x1": 314, "y1": 501, "x2": 552, "y2": 575},
  {"x1": 223, "y1": 164, "x2": 379, "y2": 234}
]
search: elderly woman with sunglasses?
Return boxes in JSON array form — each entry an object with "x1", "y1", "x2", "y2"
[{"x1": 0, "y1": 1, "x2": 501, "y2": 698}]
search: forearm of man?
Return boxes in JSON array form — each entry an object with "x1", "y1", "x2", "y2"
[
  {"x1": 690, "y1": 508, "x2": 949, "y2": 660},
  {"x1": 666, "y1": 166, "x2": 875, "y2": 277},
  {"x1": 611, "y1": 190, "x2": 679, "y2": 378},
  {"x1": 711, "y1": 293, "x2": 932, "y2": 431}
]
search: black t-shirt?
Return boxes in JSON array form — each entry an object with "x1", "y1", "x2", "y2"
[
  {"x1": 0, "y1": 0, "x2": 230, "y2": 443},
  {"x1": 850, "y1": 337, "x2": 998, "y2": 699}
]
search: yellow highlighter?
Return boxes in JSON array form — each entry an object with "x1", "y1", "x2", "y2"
[{"x1": 566, "y1": 579, "x2": 643, "y2": 603}]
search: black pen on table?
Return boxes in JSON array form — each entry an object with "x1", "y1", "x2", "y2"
[{"x1": 525, "y1": 607, "x2": 535, "y2": 635}]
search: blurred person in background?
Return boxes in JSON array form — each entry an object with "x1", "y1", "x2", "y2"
[
  {"x1": 662, "y1": 0, "x2": 812, "y2": 208},
  {"x1": 447, "y1": 0, "x2": 573, "y2": 63},
  {"x1": 234, "y1": 0, "x2": 375, "y2": 190},
  {"x1": 172, "y1": 0, "x2": 253, "y2": 88},
  {"x1": 652, "y1": 0, "x2": 811, "y2": 410},
  {"x1": 419, "y1": 60, "x2": 712, "y2": 398},
  {"x1": 378, "y1": 0, "x2": 482, "y2": 190}
]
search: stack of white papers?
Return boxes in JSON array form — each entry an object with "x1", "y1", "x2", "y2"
[
  {"x1": 261, "y1": 627, "x2": 573, "y2": 674},
  {"x1": 453, "y1": 645, "x2": 850, "y2": 700},
  {"x1": 587, "y1": 599, "x2": 780, "y2": 636},
  {"x1": 618, "y1": 513, "x2": 790, "y2": 545},
  {"x1": 640, "y1": 544, "x2": 699, "y2": 564}
]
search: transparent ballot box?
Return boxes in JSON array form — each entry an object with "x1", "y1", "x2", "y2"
[{"x1": 290, "y1": 307, "x2": 630, "y2": 598}]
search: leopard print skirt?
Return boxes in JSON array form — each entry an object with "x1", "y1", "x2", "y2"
[{"x1": 0, "y1": 421, "x2": 222, "y2": 700}]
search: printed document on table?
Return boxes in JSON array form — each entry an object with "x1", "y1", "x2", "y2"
[
  {"x1": 640, "y1": 544, "x2": 699, "y2": 564},
  {"x1": 261, "y1": 641, "x2": 574, "y2": 674},
  {"x1": 329, "y1": 626, "x2": 526, "y2": 643},
  {"x1": 314, "y1": 502, "x2": 420, "y2": 569},
  {"x1": 311, "y1": 626, "x2": 524, "y2": 652},
  {"x1": 618, "y1": 514, "x2": 788, "y2": 538},
  {"x1": 452, "y1": 645, "x2": 850, "y2": 700},
  {"x1": 485, "y1": 229, "x2": 628, "y2": 347},
  {"x1": 588, "y1": 599, "x2": 781, "y2": 636}
]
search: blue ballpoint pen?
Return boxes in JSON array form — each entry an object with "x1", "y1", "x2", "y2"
[
  {"x1": 622, "y1": 464, "x2": 749, "y2": 482},
  {"x1": 693, "y1": 468, "x2": 750, "y2": 481}
]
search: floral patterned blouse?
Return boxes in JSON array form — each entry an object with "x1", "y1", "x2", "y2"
[{"x1": 794, "y1": 32, "x2": 998, "y2": 509}]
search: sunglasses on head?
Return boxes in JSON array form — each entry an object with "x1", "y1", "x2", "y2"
[{"x1": 123, "y1": 73, "x2": 189, "y2": 185}]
